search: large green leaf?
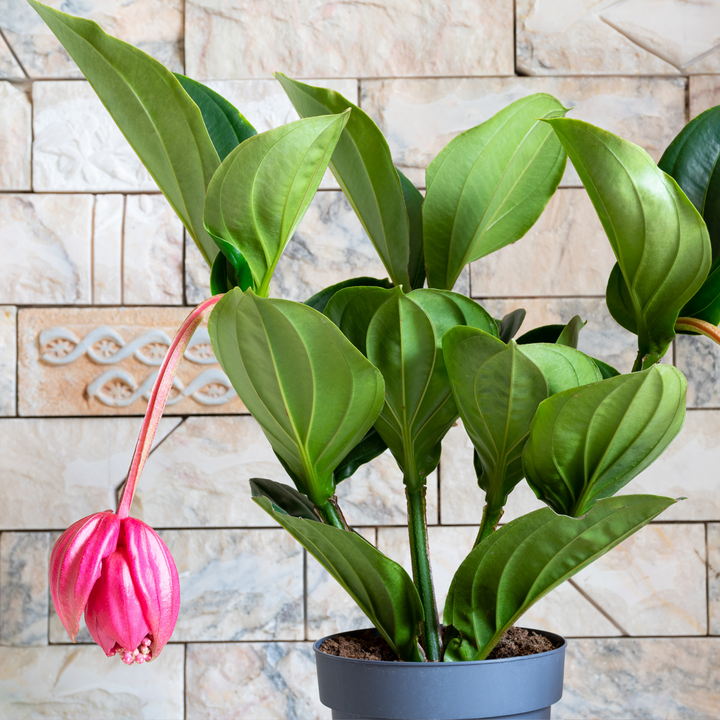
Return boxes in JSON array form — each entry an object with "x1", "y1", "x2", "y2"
[
  {"x1": 444, "y1": 495, "x2": 675, "y2": 661},
  {"x1": 442, "y1": 327, "x2": 547, "y2": 515},
  {"x1": 518, "y1": 343, "x2": 602, "y2": 396},
  {"x1": 423, "y1": 94, "x2": 568, "y2": 291},
  {"x1": 254, "y1": 495, "x2": 423, "y2": 662},
  {"x1": 275, "y1": 74, "x2": 413, "y2": 290},
  {"x1": 204, "y1": 113, "x2": 349, "y2": 296},
  {"x1": 27, "y1": 0, "x2": 221, "y2": 265},
  {"x1": 523, "y1": 365, "x2": 686, "y2": 517},
  {"x1": 304, "y1": 277, "x2": 392, "y2": 314},
  {"x1": 398, "y1": 169, "x2": 426, "y2": 290},
  {"x1": 208, "y1": 290, "x2": 385, "y2": 506},
  {"x1": 249, "y1": 478, "x2": 318, "y2": 521},
  {"x1": 546, "y1": 117, "x2": 711, "y2": 367}
]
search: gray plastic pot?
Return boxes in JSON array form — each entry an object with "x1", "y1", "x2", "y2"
[{"x1": 314, "y1": 628, "x2": 566, "y2": 720}]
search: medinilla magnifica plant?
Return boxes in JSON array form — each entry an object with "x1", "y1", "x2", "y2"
[{"x1": 32, "y1": 0, "x2": 720, "y2": 664}]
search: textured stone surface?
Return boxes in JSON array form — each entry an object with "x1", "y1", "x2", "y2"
[
  {"x1": 710, "y1": 524, "x2": 720, "y2": 635},
  {"x1": 160, "y1": 529, "x2": 304, "y2": 641},
  {"x1": 0, "y1": 307, "x2": 16, "y2": 417},
  {"x1": 186, "y1": 642, "x2": 326, "y2": 720},
  {"x1": 0, "y1": 194, "x2": 93, "y2": 305},
  {"x1": 677, "y1": 334, "x2": 720, "y2": 408},
  {"x1": 470, "y1": 189, "x2": 615, "y2": 297},
  {"x1": 0, "y1": 417, "x2": 179, "y2": 530},
  {"x1": 186, "y1": 0, "x2": 513, "y2": 80},
  {"x1": 18, "y1": 307, "x2": 244, "y2": 416},
  {"x1": 93, "y1": 195, "x2": 123, "y2": 305},
  {"x1": 0, "y1": 0, "x2": 183, "y2": 78},
  {"x1": 123, "y1": 195, "x2": 184, "y2": 305},
  {"x1": 690, "y1": 75, "x2": 720, "y2": 119},
  {"x1": 33, "y1": 81, "x2": 157, "y2": 192},
  {"x1": 0, "y1": 533, "x2": 48, "y2": 646},
  {"x1": 0, "y1": 36, "x2": 23, "y2": 78},
  {"x1": 0, "y1": 82, "x2": 30, "y2": 190},
  {"x1": 185, "y1": 234, "x2": 212, "y2": 305},
  {"x1": 360, "y1": 76, "x2": 685, "y2": 188},
  {"x1": 555, "y1": 638, "x2": 720, "y2": 719},
  {"x1": 0, "y1": 644, "x2": 184, "y2": 719}
]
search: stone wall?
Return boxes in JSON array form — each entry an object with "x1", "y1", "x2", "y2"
[{"x1": 1, "y1": 1, "x2": 719, "y2": 717}]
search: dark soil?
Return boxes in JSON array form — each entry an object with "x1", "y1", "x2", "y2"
[{"x1": 318, "y1": 626, "x2": 558, "y2": 662}]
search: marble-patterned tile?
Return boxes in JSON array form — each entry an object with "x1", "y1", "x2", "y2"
[
  {"x1": 186, "y1": 642, "x2": 327, "y2": 720},
  {"x1": 677, "y1": 334, "x2": 720, "y2": 408},
  {"x1": 0, "y1": 194, "x2": 93, "y2": 305},
  {"x1": 159, "y1": 529, "x2": 304, "y2": 641},
  {"x1": 185, "y1": 233, "x2": 212, "y2": 305},
  {"x1": 0, "y1": 533, "x2": 49, "y2": 646},
  {"x1": 0, "y1": 0, "x2": 183, "y2": 78},
  {"x1": 93, "y1": 195, "x2": 123, "y2": 305},
  {"x1": 709, "y1": 524, "x2": 720, "y2": 635},
  {"x1": 686, "y1": 48, "x2": 720, "y2": 75},
  {"x1": 18, "y1": 307, "x2": 245, "y2": 416},
  {"x1": 0, "y1": 35, "x2": 23, "y2": 79},
  {"x1": 0, "y1": 417, "x2": 180, "y2": 530},
  {"x1": 516, "y1": 0, "x2": 681, "y2": 76},
  {"x1": 690, "y1": 75, "x2": 720, "y2": 120},
  {"x1": 555, "y1": 638, "x2": 720, "y2": 719},
  {"x1": 360, "y1": 76, "x2": 686, "y2": 188},
  {"x1": 0, "y1": 307, "x2": 16, "y2": 417},
  {"x1": 122, "y1": 195, "x2": 184, "y2": 305},
  {"x1": 0, "y1": 82, "x2": 30, "y2": 190},
  {"x1": 470, "y1": 189, "x2": 615, "y2": 298},
  {"x1": 0, "y1": 644, "x2": 184, "y2": 719},
  {"x1": 186, "y1": 0, "x2": 513, "y2": 80},
  {"x1": 33, "y1": 81, "x2": 157, "y2": 192},
  {"x1": 306, "y1": 527, "x2": 377, "y2": 641}
]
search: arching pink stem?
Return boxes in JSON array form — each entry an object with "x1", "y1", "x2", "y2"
[{"x1": 117, "y1": 295, "x2": 223, "y2": 519}]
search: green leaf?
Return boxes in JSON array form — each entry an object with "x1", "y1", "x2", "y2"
[
  {"x1": 209, "y1": 242, "x2": 254, "y2": 295},
  {"x1": 275, "y1": 74, "x2": 413, "y2": 290},
  {"x1": 557, "y1": 315, "x2": 586, "y2": 348},
  {"x1": 605, "y1": 262, "x2": 638, "y2": 335},
  {"x1": 209, "y1": 290, "x2": 386, "y2": 506},
  {"x1": 304, "y1": 277, "x2": 392, "y2": 314},
  {"x1": 591, "y1": 357, "x2": 621, "y2": 379},
  {"x1": 523, "y1": 365, "x2": 687, "y2": 517},
  {"x1": 254, "y1": 495, "x2": 423, "y2": 662},
  {"x1": 546, "y1": 117, "x2": 711, "y2": 367},
  {"x1": 516, "y1": 315, "x2": 585, "y2": 348},
  {"x1": 249, "y1": 478, "x2": 318, "y2": 521},
  {"x1": 398, "y1": 169, "x2": 426, "y2": 290},
  {"x1": 27, "y1": 0, "x2": 221, "y2": 266},
  {"x1": 444, "y1": 494, "x2": 675, "y2": 661},
  {"x1": 174, "y1": 74, "x2": 257, "y2": 161},
  {"x1": 518, "y1": 343, "x2": 602, "y2": 396},
  {"x1": 333, "y1": 428, "x2": 388, "y2": 483},
  {"x1": 442, "y1": 327, "x2": 548, "y2": 513},
  {"x1": 423, "y1": 94, "x2": 568, "y2": 290},
  {"x1": 497, "y1": 308, "x2": 526, "y2": 343},
  {"x1": 204, "y1": 112, "x2": 350, "y2": 296}
]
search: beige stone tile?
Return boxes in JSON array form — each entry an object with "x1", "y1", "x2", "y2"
[
  {"x1": 159, "y1": 529, "x2": 304, "y2": 641},
  {"x1": 516, "y1": 0, "x2": 681, "y2": 76},
  {"x1": 33, "y1": 81, "x2": 157, "y2": 192},
  {"x1": 0, "y1": 417, "x2": 180, "y2": 530},
  {"x1": 93, "y1": 195, "x2": 123, "y2": 305},
  {"x1": 686, "y1": 48, "x2": 720, "y2": 75},
  {"x1": 690, "y1": 75, "x2": 720, "y2": 119},
  {"x1": 709, "y1": 524, "x2": 720, "y2": 635},
  {"x1": 0, "y1": 194, "x2": 93, "y2": 305},
  {"x1": 0, "y1": 644, "x2": 184, "y2": 719},
  {"x1": 0, "y1": 35, "x2": 23, "y2": 79},
  {"x1": 470, "y1": 189, "x2": 616, "y2": 298},
  {"x1": 0, "y1": 82, "x2": 30, "y2": 190},
  {"x1": 360, "y1": 76, "x2": 686, "y2": 188},
  {"x1": 306, "y1": 527, "x2": 377, "y2": 640},
  {"x1": 676, "y1": 334, "x2": 720, "y2": 408},
  {"x1": 555, "y1": 638, "x2": 720, "y2": 719},
  {"x1": 122, "y1": 195, "x2": 184, "y2": 305},
  {"x1": 0, "y1": 307, "x2": 16, "y2": 417},
  {"x1": 18, "y1": 307, "x2": 245, "y2": 416},
  {"x1": 186, "y1": 642, "x2": 327, "y2": 720},
  {"x1": 186, "y1": 0, "x2": 513, "y2": 80},
  {"x1": 0, "y1": 0, "x2": 183, "y2": 78},
  {"x1": 185, "y1": 233, "x2": 211, "y2": 305},
  {"x1": 0, "y1": 533, "x2": 48, "y2": 646}
]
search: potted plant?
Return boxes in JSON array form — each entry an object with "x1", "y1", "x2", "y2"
[{"x1": 31, "y1": 2, "x2": 720, "y2": 718}]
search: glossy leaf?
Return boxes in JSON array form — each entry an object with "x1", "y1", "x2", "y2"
[
  {"x1": 209, "y1": 245, "x2": 253, "y2": 296},
  {"x1": 516, "y1": 315, "x2": 585, "y2": 348},
  {"x1": 304, "y1": 277, "x2": 392, "y2": 314},
  {"x1": 523, "y1": 365, "x2": 686, "y2": 517},
  {"x1": 557, "y1": 315, "x2": 586, "y2": 348},
  {"x1": 546, "y1": 117, "x2": 711, "y2": 367},
  {"x1": 443, "y1": 327, "x2": 547, "y2": 513},
  {"x1": 497, "y1": 308, "x2": 526, "y2": 343},
  {"x1": 27, "y1": 1, "x2": 221, "y2": 265},
  {"x1": 333, "y1": 428, "x2": 388, "y2": 483},
  {"x1": 399, "y1": 169, "x2": 426, "y2": 290},
  {"x1": 209, "y1": 290, "x2": 385, "y2": 506},
  {"x1": 591, "y1": 357, "x2": 621, "y2": 379},
  {"x1": 204, "y1": 112, "x2": 349, "y2": 296},
  {"x1": 175, "y1": 74, "x2": 257, "y2": 161},
  {"x1": 249, "y1": 478, "x2": 318, "y2": 521},
  {"x1": 276, "y1": 74, "x2": 413, "y2": 290},
  {"x1": 444, "y1": 495, "x2": 675, "y2": 661},
  {"x1": 424, "y1": 94, "x2": 568, "y2": 290},
  {"x1": 518, "y1": 343, "x2": 602, "y2": 396},
  {"x1": 254, "y1": 495, "x2": 423, "y2": 662}
]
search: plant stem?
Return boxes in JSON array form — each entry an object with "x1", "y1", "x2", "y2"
[
  {"x1": 631, "y1": 350, "x2": 644, "y2": 373},
  {"x1": 406, "y1": 487, "x2": 441, "y2": 661},
  {"x1": 474, "y1": 504, "x2": 504, "y2": 547},
  {"x1": 315, "y1": 498, "x2": 349, "y2": 530},
  {"x1": 676, "y1": 317, "x2": 720, "y2": 345}
]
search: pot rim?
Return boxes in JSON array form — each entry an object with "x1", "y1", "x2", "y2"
[{"x1": 313, "y1": 626, "x2": 567, "y2": 667}]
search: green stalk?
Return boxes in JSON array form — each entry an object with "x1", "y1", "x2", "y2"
[
  {"x1": 315, "y1": 498, "x2": 348, "y2": 530},
  {"x1": 474, "y1": 504, "x2": 504, "y2": 547},
  {"x1": 406, "y1": 486, "x2": 441, "y2": 661}
]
